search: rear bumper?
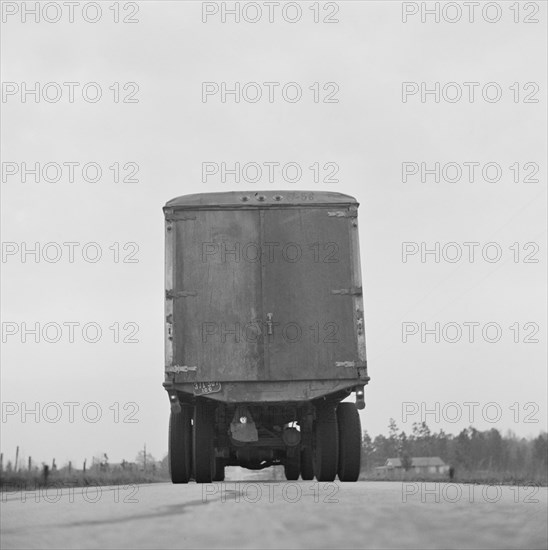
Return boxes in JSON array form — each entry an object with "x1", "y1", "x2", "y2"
[{"x1": 163, "y1": 377, "x2": 369, "y2": 403}]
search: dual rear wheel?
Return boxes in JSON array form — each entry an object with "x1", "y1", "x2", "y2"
[
  {"x1": 169, "y1": 399, "x2": 223, "y2": 484},
  {"x1": 313, "y1": 402, "x2": 361, "y2": 482},
  {"x1": 283, "y1": 452, "x2": 301, "y2": 480},
  {"x1": 168, "y1": 406, "x2": 192, "y2": 484},
  {"x1": 193, "y1": 399, "x2": 215, "y2": 483},
  {"x1": 336, "y1": 403, "x2": 362, "y2": 482},
  {"x1": 300, "y1": 447, "x2": 315, "y2": 480}
]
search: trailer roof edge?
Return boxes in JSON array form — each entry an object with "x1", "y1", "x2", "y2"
[{"x1": 165, "y1": 191, "x2": 358, "y2": 209}]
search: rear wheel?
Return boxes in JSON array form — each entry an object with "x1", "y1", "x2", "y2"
[
  {"x1": 313, "y1": 405, "x2": 338, "y2": 481},
  {"x1": 193, "y1": 399, "x2": 215, "y2": 483},
  {"x1": 213, "y1": 458, "x2": 225, "y2": 482},
  {"x1": 300, "y1": 447, "x2": 314, "y2": 480},
  {"x1": 169, "y1": 407, "x2": 192, "y2": 484},
  {"x1": 284, "y1": 453, "x2": 300, "y2": 480},
  {"x1": 337, "y1": 403, "x2": 361, "y2": 482}
]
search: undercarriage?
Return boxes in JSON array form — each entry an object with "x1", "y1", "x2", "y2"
[{"x1": 167, "y1": 389, "x2": 364, "y2": 484}]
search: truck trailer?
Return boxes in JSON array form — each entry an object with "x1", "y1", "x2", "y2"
[{"x1": 163, "y1": 191, "x2": 369, "y2": 483}]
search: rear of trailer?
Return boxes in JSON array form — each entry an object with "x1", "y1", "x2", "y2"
[{"x1": 163, "y1": 191, "x2": 369, "y2": 483}]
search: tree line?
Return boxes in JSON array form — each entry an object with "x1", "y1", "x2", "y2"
[{"x1": 362, "y1": 419, "x2": 547, "y2": 479}]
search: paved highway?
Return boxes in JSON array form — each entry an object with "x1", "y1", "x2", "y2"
[{"x1": 2, "y1": 469, "x2": 547, "y2": 549}]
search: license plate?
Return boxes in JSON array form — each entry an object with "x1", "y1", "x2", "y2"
[{"x1": 193, "y1": 382, "x2": 222, "y2": 396}]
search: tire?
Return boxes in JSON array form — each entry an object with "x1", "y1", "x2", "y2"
[
  {"x1": 169, "y1": 407, "x2": 192, "y2": 484},
  {"x1": 300, "y1": 447, "x2": 314, "y2": 480},
  {"x1": 193, "y1": 399, "x2": 215, "y2": 483},
  {"x1": 313, "y1": 405, "x2": 338, "y2": 482},
  {"x1": 337, "y1": 403, "x2": 362, "y2": 482},
  {"x1": 284, "y1": 453, "x2": 300, "y2": 480},
  {"x1": 213, "y1": 458, "x2": 225, "y2": 482}
]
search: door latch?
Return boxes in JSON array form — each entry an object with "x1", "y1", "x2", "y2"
[{"x1": 266, "y1": 313, "x2": 273, "y2": 335}]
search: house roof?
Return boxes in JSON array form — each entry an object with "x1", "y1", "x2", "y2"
[{"x1": 386, "y1": 456, "x2": 447, "y2": 468}]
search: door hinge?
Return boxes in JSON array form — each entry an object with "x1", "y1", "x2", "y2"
[
  {"x1": 335, "y1": 361, "x2": 367, "y2": 368},
  {"x1": 166, "y1": 290, "x2": 197, "y2": 299},
  {"x1": 327, "y1": 208, "x2": 358, "y2": 218},
  {"x1": 331, "y1": 287, "x2": 362, "y2": 296},
  {"x1": 165, "y1": 214, "x2": 196, "y2": 222},
  {"x1": 357, "y1": 316, "x2": 364, "y2": 335},
  {"x1": 166, "y1": 365, "x2": 198, "y2": 373}
]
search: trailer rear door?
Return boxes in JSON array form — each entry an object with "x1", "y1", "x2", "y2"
[
  {"x1": 262, "y1": 207, "x2": 359, "y2": 381},
  {"x1": 171, "y1": 209, "x2": 265, "y2": 382}
]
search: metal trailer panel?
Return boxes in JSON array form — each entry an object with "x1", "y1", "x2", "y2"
[
  {"x1": 173, "y1": 209, "x2": 264, "y2": 381},
  {"x1": 261, "y1": 207, "x2": 359, "y2": 380},
  {"x1": 164, "y1": 191, "x2": 368, "y2": 402}
]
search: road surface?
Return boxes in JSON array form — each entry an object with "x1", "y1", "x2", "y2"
[{"x1": 2, "y1": 469, "x2": 547, "y2": 549}]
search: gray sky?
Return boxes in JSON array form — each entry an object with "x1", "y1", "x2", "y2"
[{"x1": 1, "y1": 1, "x2": 546, "y2": 466}]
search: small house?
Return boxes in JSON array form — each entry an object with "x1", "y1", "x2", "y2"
[{"x1": 375, "y1": 456, "x2": 450, "y2": 477}]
